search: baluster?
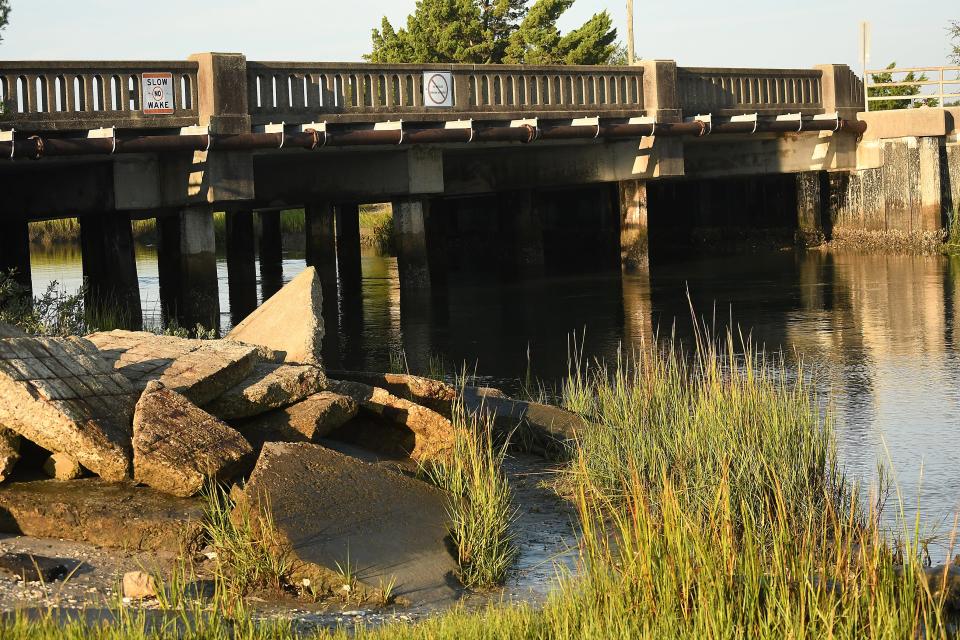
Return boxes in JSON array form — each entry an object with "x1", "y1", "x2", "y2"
[{"x1": 289, "y1": 73, "x2": 304, "y2": 110}]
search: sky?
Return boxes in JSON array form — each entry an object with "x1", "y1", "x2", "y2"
[{"x1": 0, "y1": 0, "x2": 956, "y2": 72}]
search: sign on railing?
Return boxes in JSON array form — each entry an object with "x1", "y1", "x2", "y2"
[{"x1": 864, "y1": 66, "x2": 960, "y2": 111}]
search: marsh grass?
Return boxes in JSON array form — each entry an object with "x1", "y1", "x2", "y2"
[
  {"x1": 423, "y1": 397, "x2": 518, "y2": 589},
  {"x1": 359, "y1": 204, "x2": 394, "y2": 255}
]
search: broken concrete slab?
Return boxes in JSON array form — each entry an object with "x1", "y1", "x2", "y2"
[
  {"x1": 204, "y1": 363, "x2": 328, "y2": 421},
  {"x1": 329, "y1": 380, "x2": 454, "y2": 462},
  {"x1": 0, "y1": 323, "x2": 27, "y2": 339},
  {"x1": 0, "y1": 552, "x2": 68, "y2": 582},
  {"x1": 86, "y1": 330, "x2": 261, "y2": 406},
  {"x1": 0, "y1": 478, "x2": 205, "y2": 552},
  {"x1": 240, "y1": 442, "x2": 460, "y2": 605},
  {"x1": 327, "y1": 371, "x2": 456, "y2": 416},
  {"x1": 226, "y1": 267, "x2": 323, "y2": 365},
  {"x1": 462, "y1": 387, "x2": 585, "y2": 458},
  {"x1": 133, "y1": 382, "x2": 253, "y2": 498},
  {"x1": 0, "y1": 427, "x2": 20, "y2": 483},
  {"x1": 0, "y1": 337, "x2": 137, "y2": 481},
  {"x1": 237, "y1": 391, "x2": 357, "y2": 445},
  {"x1": 42, "y1": 453, "x2": 83, "y2": 481}
]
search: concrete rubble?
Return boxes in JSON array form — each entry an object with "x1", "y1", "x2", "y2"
[
  {"x1": 204, "y1": 363, "x2": 328, "y2": 421},
  {"x1": 328, "y1": 370, "x2": 456, "y2": 415},
  {"x1": 42, "y1": 453, "x2": 83, "y2": 480},
  {"x1": 237, "y1": 391, "x2": 358, "y2": 445},
  {"x1": 330, "y1": 380, "x2": 455, "y2": 462},
  {"x1": 133, "y1": 381, "x2": 253, "y2": 498},
  {"x1": 0, "y1": 426, "x2": 20, "y2": 482},
  {"x1": 239, "y1": 442, "x2": 460, "y2": 605},
  {"x1": 227, "y1": 267, "x2": 324, "y2": 365}
]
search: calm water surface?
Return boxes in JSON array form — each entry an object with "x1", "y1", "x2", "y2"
[{"x1": 31, "y1": 244, "x2": 960, "y2": 555}]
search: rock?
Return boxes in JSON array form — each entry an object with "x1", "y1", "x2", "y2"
[
  {"x1": 0, "y1": 426, "x2": 20, "y2": 483},
  {"x1": 0, "y1": 552, "x2": 68, "y2": 582},
  {"x1": 924, "y1": 565, "x2": 960, "y2": 609},
  {"x1": 239, "y1": 442, "x2": 460, "y2": 605},
  {"x1": 466, "y1": 385, "x2": 508, "y2": 399},
  {"x1": 329, "y1": 380, "x2": 454, "y2": 462},
  {"x1": 133, "y1": 381, "x2": 253, "y2": 497},
  {"x1": 227, "y1": 267, "x2": 323, "y2": 365},
  {"x1": 0, "y1": 478, "x2": 205, "y2": 552},
  {"x1": 0, "y1": 337, "x2": 137, "y2": 481},
  {"x1": 462, "y1": 387, "x2": 585, "y2": 458},
  {"x1": 0, "y1": 323, "x2": 27, "y2": 339},
  {"x1": 122, "y1": 571, "x2": 157, "y2": 599},
  {"x1": 204, "y1": 363, "x2": 328, "y2": 421},
  {"x1": 327, "y1": 371, "x2": 456, "y2": 415},
  {"x1": 237, "y1": 391, "x2": 357, "y2": 445},
  {"x1": 42, "y1": 453, "x2": 83, "y2": 481},
  {"x1": 86, "y1": 330, "x2": 262, "y2": 405}
]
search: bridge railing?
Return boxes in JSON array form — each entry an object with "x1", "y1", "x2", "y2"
[
  {"x1": 0, "y1": 61, "x2": 199, "y2": 131},
  {"x1": 677, "y1": 67, "x2": 825, "y2": 116},
  {"x1": 864, "y1": 65, "x2": 960, "y2": 111},
  {"x1": 246, "y1": 62, "x2": 645, "y2": 125}
]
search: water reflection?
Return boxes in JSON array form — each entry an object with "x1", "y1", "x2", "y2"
[{"x1": 30, "y1": 244, "x2": 960, "y2": 554}]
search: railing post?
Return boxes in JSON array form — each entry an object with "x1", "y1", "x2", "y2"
[
  {"x1": 814, "y1": 64, "x2": 862, "y2": 120},
  {"x1": 635, "y1": 60, "x2": 681, "y2": 122}
]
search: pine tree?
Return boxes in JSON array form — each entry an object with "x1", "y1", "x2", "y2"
[
  {"x1": 367, "y1": 0, "x2": 619, "y2": 65},
  {"x1": 0, "y1": 0, "x2": 10, "y2": 45},
  {"x1": 868, "y1": 62, "x2": 939, "y2": 111}
]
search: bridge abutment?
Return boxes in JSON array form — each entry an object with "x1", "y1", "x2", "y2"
[
  {"x1": 0, "y1": 219, "x2": 32, "y2": 296},
  {"x1": 225, "y1": 209, "x2": 258, "y2": 326},
  {"x1": 79, "y1": 213, "x2": 142, "y2": 330},
  {"x1": 158, "y1": 207, "x2": 220, "y2": 332}
]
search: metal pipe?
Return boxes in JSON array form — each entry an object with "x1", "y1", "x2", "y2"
[{"x1": 0, "y1": 118, "x2": 867, "y2": 159}]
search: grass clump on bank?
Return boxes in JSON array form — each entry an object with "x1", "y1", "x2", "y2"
[
  {"x1": 359, "y1": 203, "x2": 394, "y2": 255},
  {"x1": 424, "y1": 398, "x2": 518, "y2": 589}
]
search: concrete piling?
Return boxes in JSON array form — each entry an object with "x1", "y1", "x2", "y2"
[
  {"x1": 305, "y1": 202, "x2": 340, "y2": 366},
  {"x1": 158, "y1": 207, "x2": 220, "y2": 332},
  {"x1": 79, "y1": 212, "x2": 142, "y2": 329},
  {"x1": 393, "y1": 198, "x2": 443, "y2": 290},
  {"x1": 335, "y1": 203, "x2": 363, "y2": 298},
  {"x1": 619, "y1": 180, "x2": 649, "y2": 271},
  {"x1": 795, "y1": 172, "x2": 825, "y2": 246},
  {"x1": 258, "y1": 210, "x2": 284, "y2": 299},
  {"x1": 225, "y1": 209, "x2": 258, "y2": 326},
  {"x1": 0, "y1": 219, "x2": 32, "y2": 296}
]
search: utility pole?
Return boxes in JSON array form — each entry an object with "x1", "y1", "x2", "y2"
[
  {"x1": 859, "y1": 21, "x2": 871, "y2": 111},
  {"x1": 626, "y1": 0, "x2": 636, "y2": 63}
]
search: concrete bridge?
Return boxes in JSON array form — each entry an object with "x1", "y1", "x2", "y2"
[{"x1": 0, "y1": 53, "x2": 957, "y2": 335}]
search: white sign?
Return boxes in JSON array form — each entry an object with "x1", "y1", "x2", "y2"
[
  {"x1": 423, "y1": 71, "x2": 453, "y2": 108},
  {"x1": 142, "y1": 72, "x2": 175, "y2": 115}
]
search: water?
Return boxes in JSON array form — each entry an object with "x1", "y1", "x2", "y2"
[{"x1": 30, "y1": 244, "x2": 960, "y2": 556}]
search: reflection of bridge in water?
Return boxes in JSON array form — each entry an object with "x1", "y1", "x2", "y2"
[{"x1": 0, "y1": 54, "x2": 957, "y2": 346}]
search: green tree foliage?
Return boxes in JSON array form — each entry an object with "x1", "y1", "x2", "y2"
[
  {"x1": 367, "y1": 0, "x2": 619, "y2": 65},
  {"x1": 950, "y1": 20, "x2": 959, "y2": 64},
  {"x1": 867, "y1": 62, "x2": 939, "y2": 111},
  {"x1": 0, "y1": 0, "x2": 10, "y2": 44}
]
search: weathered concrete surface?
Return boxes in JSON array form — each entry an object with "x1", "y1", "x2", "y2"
[
  {"x1": 42, "y1": 453, "x2": 83, "y2": 481},
  {"x1": 0, "y1": 427, "x2": 20, "y2": 483},
  {"x1": 462, "y1": 387, "x2": 585, "y2": 457},
  {"x1": 329, "y1": 380, "x2": 454, "y2": 462},
  {"x1": 238, "y1": 391, "x2": 357, "y2": 445},
  {"x1": 133, "y1": 382, "x2": 253, "y2": 497},
  {"x1": 87, "y1": 330, "x2": 260, "y2": 405},
  {"x1": 204, "y1": 363, "x2": 328, "y2": 421},
  {"x1": 226, "y1": 267, "x2": 324, "y2": 365},
  {"x1": 0, "y1": 337, "x2": 137, "y2": 481},
  {"x1": 327, "y1": 371, "x2": 455, "y2": 416},
  {"x1": 240, "y1": 442, "x2": 460, "y2": 605},
  {"x1": 0, "y1": 478, "x2": 205, "y2": 552},
  {"x1": 0, "y1": 323, "x2": 26, "y2": 339}
]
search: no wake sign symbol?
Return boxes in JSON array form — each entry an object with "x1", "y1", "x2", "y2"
[{"x1": 423, "y1": 72, "x2": 453, "y2": 108}]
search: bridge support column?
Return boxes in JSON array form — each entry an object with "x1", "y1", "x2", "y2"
[
  {"x1": 79, "y1": 212, "x2": 142, "y2": 330},
  {"x1": 796, "y1": 172, "x2": 825, "y2": 246},
  {"x1": 501, "y1": 190, "x2": 544, "y2": 277},
  {"x1": 335, "y1": 203, "x2": 363, "y2": 299},
  {"x1": 257, "y1": 210, "x2": 284, "y2": 299},
  {"x1": 305, "y1": 202, "x2": 341, "y2": 366},
  {"x1": 619, "y1": 180, "x2": 649, "y2": 271},
  {"x1": 393, "y1": 197, "x2": 444, "y2": 290},
  {"x1": 225, "y1": 209, "x2": 258, "y2": 326},
  {"x1": 158, "y1": 207, "x2": 220, "y2": 332},
  {"x1": 0, "y1": 219, "x2": 32, "y2": 296}
]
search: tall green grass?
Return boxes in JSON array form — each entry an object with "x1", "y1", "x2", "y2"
[{"x1": 359, "y1": 204, "x2": 394, "y2": 255}]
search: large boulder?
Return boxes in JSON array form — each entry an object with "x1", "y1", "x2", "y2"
[
  {"x1": 462, "y1": 387, "x2": 585, "y2": 458},
  {"x1": 204, "y1": 363, "x2": 328, "y2": 421},
  {"x1": 237, "y1": 391, "x2": 357, "y2": 445},
  {"x1": 133, "y1": 381, "x2": 253, "y2": 497},
  {"x1": 329, "y1": 380, "x2": 454, "y2": 462},
  {"x1": 0, "y1": 337, "x2": 137, "y2": 481},
  {"x1": 226, "y1": 267, "x2": 323, "y2": 365},
  {"x1": 86, "y1": 330, "x2": 261, "y2": 405},
  {"x1": 0, "y1": 426, "x2": 20, "y2": 482},
  {"x1": 239, "y1": 442, "x2": 460, "y2": 605},
  {"x1": 327, "y1": 371, "x2": 456, "y2": 416}
]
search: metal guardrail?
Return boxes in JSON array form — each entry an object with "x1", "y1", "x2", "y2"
[
  {"x1": 0, "y1": 61, "x2": 199, "y2": 131},
  {"x1": 864, "y1": 66, "x2": 960, "y2": 111},
  {"x1": 677, "y1": 67, "x2": 825, "y2": 116},
  {"x1": 246, "y1": 62, "x2": 645, "y2": 125}
]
